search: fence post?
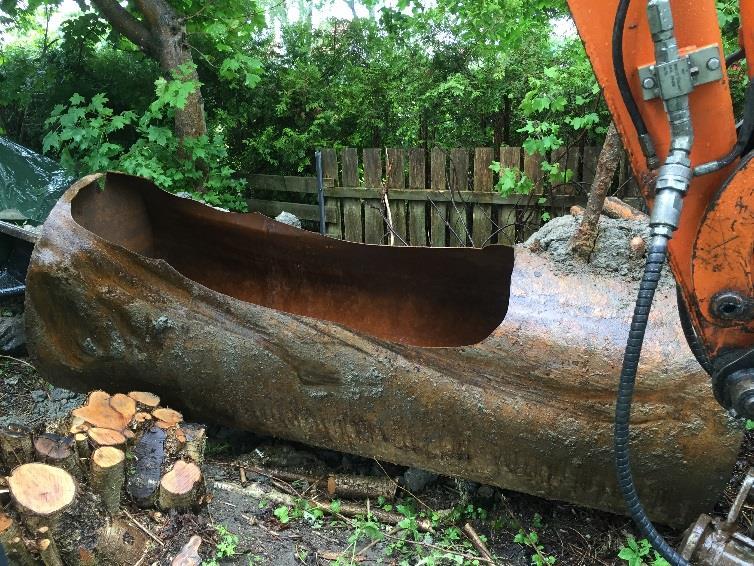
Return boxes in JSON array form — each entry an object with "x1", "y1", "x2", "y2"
[
  {"x1": 340, "y1": 148, "x2": 362, "y2": 243},
  {"x1": 429, "y1": 148, "x2": 448, "y2": 247},
  {"x1": 320, "y1": 149, "x2": 342, "y2": 239},
  {"x1": 363, "y1": 148, "x2": 385, "y2": 244},
  {"x1": 385, "y1": 148, "x2": 407, "y2": 246},
  {"x1": 497, "y1": 146, "x2": 521, "y2": 245},
  {"x1": 448, "y1": 148, "x2": 469, "y2": 246}
]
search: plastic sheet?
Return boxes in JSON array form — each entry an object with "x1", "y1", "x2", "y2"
[{"x1": 0, "y1": 137, "x2": 73, "y2": 225}]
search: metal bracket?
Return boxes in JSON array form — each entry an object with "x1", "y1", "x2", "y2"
[{"x1": 638, "y1": 44, "x2": 724, "y2": 101}]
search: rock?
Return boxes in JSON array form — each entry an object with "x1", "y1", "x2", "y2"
[
  {"x1": 275, "y1": 211, "x2": 302, "y2": 229},
  {"x1": 31, "y1": 390, "x2": 47, "y2": 403},
  {"x1": 402, "y1": 468, "x2": 439, "y2": 494},
  {"x1": 0, "y1": 314, "x2": 25, "y2": 356}
]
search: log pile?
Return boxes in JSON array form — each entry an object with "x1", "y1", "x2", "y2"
[{"x1": 0, "y1": 390, "x2": 207, "y2": 565}]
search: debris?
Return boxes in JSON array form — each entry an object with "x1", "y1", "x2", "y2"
[
  {"x1": 171, "y1": 535, "x2": 202, "y2": 566},
  {"x1": 90, "y1": 447, "x2": 126, "y2": 515},
  {"x1": 275, "y1": 211, "x2": 302, "y2": 229},
  {"x1": 159, "y1": 461, "x2": 204, "y2": 511},
  {"x1": 463, "y1": 522, "x2": 495, "y2": 563}
]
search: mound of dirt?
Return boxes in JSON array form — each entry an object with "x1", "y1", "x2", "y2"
[{"x1": 525, "y1": 214, "x2": 672, "y2": 287}]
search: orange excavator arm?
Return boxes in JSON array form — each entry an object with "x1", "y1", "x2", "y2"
[{"x1": 567, "y1": 1, "x2": 754, "y2": 563}]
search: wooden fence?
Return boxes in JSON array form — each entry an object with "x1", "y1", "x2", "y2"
[{"x1": 246, "y1": 146, "x2": 641, "y2": 247}]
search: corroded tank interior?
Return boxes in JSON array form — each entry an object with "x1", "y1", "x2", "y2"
[{"x1": 70, "y1": 173, "x2": 514, "y2": 347}]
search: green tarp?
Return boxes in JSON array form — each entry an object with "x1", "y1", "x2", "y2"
[{"x1": 0, "y1": 137, "x2": 73, "y2": 225}]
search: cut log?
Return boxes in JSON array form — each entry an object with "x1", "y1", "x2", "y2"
[
  {"x1": 152, "y1": 408, "x2": 183, "y2": 428},
  {"x1": 37, "y1": 537, "x2": 64, "y2": 566},
  {"x1": 72, "y1": 391, "x2": 131, "y2": 432},
  {"x1": 0, "y1": 423, "x2": 34, "y2": 468},
  {"x1": 87, "y1": 428, "x2": 126, "y2": 450},
  {"x1": 127, "y1": 425, "x2": 166, "y2": 508},
  {"x1": 129, "y1": 391, "x2": 160, "y2": 408},
  {"x1": 0, "y1": 513, "x2": 36, "y2": 566},
  {"x1": 603, "y1": 196, "x2": 648, "y2": 221},
  {"x1": 74, "y1": 433, "x2": 90, "y2": 460},
  {"x1": 90, "y1": 447, "x2": 125, "y2": 515},
  {"x1": 25, "y1": 171, "x2": 744, "y2": 526},
  {"x1": 180, "y1": 424, "x2": 206, "y2": 466},
  {"x1": 8, "y1": 463, "x2": 76, "y2": 530},
  {"x1": 34, "y1": 433, "x2": 82, "y2": 480},
  {"x1": 159, "y1": 460, "x2": 202, "y2": 511}
]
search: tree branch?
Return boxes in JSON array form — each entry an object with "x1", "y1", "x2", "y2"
[{"x1": 90, "y1": 0, "x2": 153, "y2": 54}]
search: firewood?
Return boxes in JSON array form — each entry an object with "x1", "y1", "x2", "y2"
[
  {"x1": 87, "y1": 428, "x2": 127, "y2": 450},
  {"x1": 159, "y1": 461, "x2": 202, "y2": 511},
  {"x1": 128, "y1": 391, "x2": 160, "y2": 409},
  {"x1": 603, "y1": 196, "x2": 648, "y2": 221},
  {"x1": 152, "y1": 408, "x2": 183, "y2": 428},
  {"x1": 109, "y1": 393, "x2": 137, "y2": 422},
  {"x1": 181, "y1": 424, "x2": 206, "y2": 466},
  {"x1": 171, "y1": 535, "x2": 202, "y2": 566},
  {"x1": 74, "y1": 433, "x2": 90, "y2": 460},
  {"x1": 8, "y1": 463, "x2": 76, "y2": 530},
  {"x1": 72, "y1": 391, "x2": 131, "y2": 432},
  {"x1": 69, "y1": 417, "x2": 89, "y2": 435},
  {"x1": 127, "y1": 426, "x2": 166, "y2": 508},
  {"x1": 0, "y1": 513, "x2": 36, "y2": 565},
  {"x1": 34, "y1": 433, "x2": 82, "y2": 480},
  {"x1": 37, "y1": 537, "x2": 64, "y2": 566},
  {"x1": 0, "y1": 423, "x2": 34, "y2": 468},
  {"x1": 90, "y1": 447, "x2": 125, "y2": 515}
]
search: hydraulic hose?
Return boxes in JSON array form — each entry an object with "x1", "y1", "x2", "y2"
[
  {"x1": 613, "y1": 0, "x2": 659, "y2": 168},
  {"x1": 676, "y1": 285, "x2": 713, "y2": 375},
  {"x1": 615, "y1": 236, "x2": 689, "y2": 566}
]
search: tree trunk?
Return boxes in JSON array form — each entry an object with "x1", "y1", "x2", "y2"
[
  {"x1": 570, "y1": 121, "x2": 623, "y2": 259},
  {"x1": 24, "y1": 172, "x2": 744, "y2": 528},
  {"x1": 90, "y1": 0, "x2": 207, "y2": 141}
]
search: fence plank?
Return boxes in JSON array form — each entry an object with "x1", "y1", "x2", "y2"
[
  {"x1": 320, "y1": 149, "x2": 342, "y2": 239},
  {"x1": 472, "y1": 148, "x2": 494, "y2": 247},
  {"x1": 430, "y1": 148, "x2": 447, "y2": 247},
  {"x1": 341, "y1": 148, "x2": 362, "y2": 242},
  {"x1": 408, "y1": 148, "x2": 427, "y2": 246},
  {"x1": 498, "y1": 147, "x2": 521, "y2": 245},
  {"x1": 448, "y1": 149, "x2": 469, "y2": 246},
  {"x1": 581, "y1": 145, "x2": 601, "y2": 188},
  {"x1": 524, "y1": 152, "x2": 543, "y2": 195},
  {"x1": 247, "y1": 199, "x2": 340, "y2": 224},
  {"x1": 386, "y1": 148, "x2": 407, "y2": 245},
  {"x1": 363, "y1": 148, "x2": 385, "y2": 244}
]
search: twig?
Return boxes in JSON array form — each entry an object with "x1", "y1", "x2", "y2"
[
  {"x1": 381, "y1": 531, "x2": 496, "y2": 564},
  {"x1": 372, "y1": 459, "x2": 431, "y2": 513},
  {"x1": 0, "y1": 356, "x2": 36, "y2": 370},
  {"x1": 463, "y1": 522, "x2": 495, "y2": 563},
  {"x1": 122, "y1": 509, "x2": 164, "y2": 547},
  {"x1": 355, "y1": 525, "x2": 399, "y2": 558},
  {"x1": 382, "y1": 192, "x2": 396, "y2": 246}
]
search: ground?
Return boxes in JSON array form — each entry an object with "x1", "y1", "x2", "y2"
[{"x1": 3, "y1": 357, "x2": 750, "y2": 566}]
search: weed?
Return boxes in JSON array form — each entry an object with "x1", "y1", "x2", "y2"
[
  {"x1": 205, "y1": 439, "x2": 232, "y2": 458},
  {"x1": 202, "y1": 525, "x2": 238, "y2": 566},
  {"x1": 617, "y1": 536, "x2": 670, "y2": 566},
  {"x1": 513, "y1": 514, "x2": 556, "y2": 565}
]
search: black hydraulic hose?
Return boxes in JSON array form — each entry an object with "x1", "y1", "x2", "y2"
[
  {"x1": 613, "y1": 0, "x2": 657, "y2": 167},
  {"x1": 727, "y1": 48, "x2": 746, "y2": 68},
  {"x1": 615, "y1": 237, "x2": 689, "y2": 566},
  {"x1": 676, "y1": 285, "x2": 713, "y2": 375}
]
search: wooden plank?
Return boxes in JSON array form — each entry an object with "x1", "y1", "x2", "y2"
[
  {"x1": 581, "y1": 145, "x2": 601, "y2": 188},
  {"x1": 247, "y1": 174, "x2": 331, "y2": 193},
  {"x1": 472, "y1": 148, "x2": 494, "y2": 247},
  {"x1": 320, "y1": 149, "x2": 342, "y2": 239},
  {"x1": 408, "y1": 148, "x2": 427, "y2": 246},
  {"x1": 363, "y1": 148, "x2": 384, "y2": 244},
  {"x1": 246, "y1": 199, "x2": 340, "y2": 224},
  {"x1": 498, "y1": 147, "x2": 521, "y2": 245},
  {"x1": 523, "y1": 152, "x2": 543, "y2": 195},
  {"x1": 449, "y1": 149, "x2": 469, "y2": 246},
  {"x1": 386, "y1": 148, "x2": 407, "y2": 245},
  {"x1": 341, "y1": 148, "x2": 362, "y2": 242},
  {"x1": 430, "y1": 148, "x2": 447, "y2": 247}
]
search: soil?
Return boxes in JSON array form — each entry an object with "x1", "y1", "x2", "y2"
[{"x1": 1, "y1": 358, "x2": 750, "y2": 565}]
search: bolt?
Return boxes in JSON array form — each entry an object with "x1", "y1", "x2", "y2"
[
  {"x1": 643, "y1": 77, "x2": 657, "y2": 89},
  {"x1": 727, "y1": 370, "x2": 754, "y2": 419},
  {"x1": 706, "y1": 57, "x2": 721, "y2": 71},
  {"x1": 711, "y1": 291, "x2": 752, "y2": 321}
]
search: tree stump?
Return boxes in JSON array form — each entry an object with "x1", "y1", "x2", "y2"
[
  {"x1": 180, "y1": 424, "x2": 206, "y2": 466},
  {"x1": 0, "y1": 513, "x2": 36, "y2": 566},
  {"x1": 128, "y1": 391, "x2": 160, "y2": 410},
  {"x1": 87, "y1": 428, "x2": 126, "y2": 450},
  {"x1": 8, "y1": 463, "x2": 76, "y2": 531},
  {"x1": 90, "y1": 447, "x2": 125, "y2": 515},
  {"x1": 0, "y1": 423, "x2": 34, "y2": 469},
  {"x1": 159, "y1": 460, "x2": 202, "y2": 511}
]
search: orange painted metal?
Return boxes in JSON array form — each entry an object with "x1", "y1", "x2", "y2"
[
  {"x1": 741, "y1": 0, "x2": 754, "y2": 79},
  {"x1": 567, "y1": 0, "x2": 752, "y2": 358}
]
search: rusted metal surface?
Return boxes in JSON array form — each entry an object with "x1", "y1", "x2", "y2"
[
  {"x1": 26, "y1": 173, "x2": 742, "y2": 526},
  {"x1": 680, "y1": 470, "x2": 754, "y2": 564}
]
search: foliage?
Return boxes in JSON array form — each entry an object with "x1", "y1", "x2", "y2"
[
  {"x1": 617, "y1": 536, "x2": 670, "y2": 566},
  {"x1": 42, "y1": 66, "x2": 247, "y2": 211},
  {"x1": 202, "y1": 524, "x2": 238, "y2": 566}
]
